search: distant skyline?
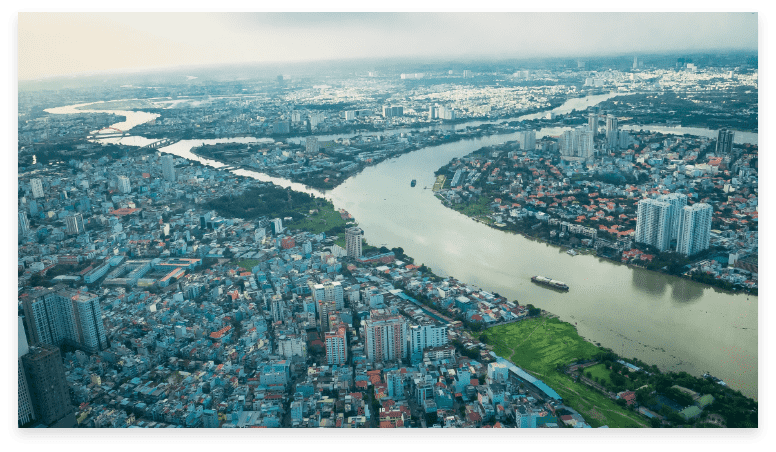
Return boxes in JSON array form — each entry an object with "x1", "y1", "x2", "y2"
[{"x1": 18, "y1": 12, "x2": 758, "y2": 80}]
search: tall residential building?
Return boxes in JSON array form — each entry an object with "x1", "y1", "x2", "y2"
[
  {"x1": 323, "y1": 281, "x2": 344, "y2": 311},
  {"x1": 363, "y1": 310, "x2": 408, "y2": 363},
  {"x1": 382, "y1": 105, "x2": 404, "y2": 118},
  {"x1": 716, "y1": 129, "x2": 735, "y2": 154},
  {"x1": 18, "y1": 317, "x2": 35, "y2": 426},
  {"x1": 31, "y1": 178, "x2": 44, "y2": 198},
  {"x1": 117, "y1": 175, "x2": 131, "y2": 194},
  {"x1": 270, "y1": 294, "x2": 285, "y2": 323},
  {"x1": 161, "y1": 154, "x2": 176, "y2": 182},
  {"x1": 676, "y1": 203, "x2": 713, "y2": 256},
  {"x1": 305, "y1": 137, "x2": 319, "y2": 154},
  {"x1": 519, "y1": 130, "x2": 536, "y2": 151},
  {"x1": 312, "y1": 281, "x2": 344, "y2": 331},
  {"x1": 325, "y1": 325, "x2": 348, "y2": 365},
  {"x1": 462, "y1": 70, "x2": 472, "y2": 78},
  {"x1": 656, "y1": 193, "x2": 688, "y2": 240},
  {"x1": 271, "y1": 218, "x2": 283, "y2": 234},
  {"x1": 19, "y1": 211, "x2": 30, "y2": 237},
  {"x1": 588, "y1": 113, "x2": 598, "y2": 134},
  {"x1": 606, "y1": 114, "x2": 619, "y2": 149},
  {"x1": 559, "y1": 126, "x2": 594, "y2": 159},
  {"x1": 409, "y1": 323, "x2": 448, "y2": 358},
  {"x1": 22, "y1": 288, "x2": 108, "y2": 354},
  {"x1": 346, "y1": 227, "x2": 363, "y2": 258},
  {"x1": 634, "y1": 198, "x2": 672, "y2": 252},
  {"x1": 65, "y1": 213, "x2": 85, "y2": 235},
  {"x1": 21, "y1": 344, "x2": 74, "y2": 426},
  {"x1": 71, "y1": 291, "x2": 109, "y2": 353}
]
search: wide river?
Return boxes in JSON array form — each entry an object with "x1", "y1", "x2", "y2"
[{"x1": 45, "y1": 93, "x2": 758, "y2": 399}]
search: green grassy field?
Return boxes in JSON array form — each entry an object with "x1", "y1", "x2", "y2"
[
  {"x1": 484, "y1": 317, "x2": 648, "y2": 428},
  {"x1": 233, "y1": 259, "x2": 262, "y2": 271},
  {"x1": 584, "y1": 363, "x2": 613, "y2": 387},
  {"x1": 432, "y1": 175, "x2": 446, "y2": 192},
  {"x1": 451, "y1": 196, "x2": 492, "y2": 218},
  {"x1": 287, "y1": 203, "x2": 347, "y2": 235}
]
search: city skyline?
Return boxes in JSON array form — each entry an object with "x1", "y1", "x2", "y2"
[{"x1": 18, "y1": 12, "x2": 758, "y2": 80}]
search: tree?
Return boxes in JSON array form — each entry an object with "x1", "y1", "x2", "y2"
[{"x1": 479, "y1": 334, "x2": 489, "y2": 344}]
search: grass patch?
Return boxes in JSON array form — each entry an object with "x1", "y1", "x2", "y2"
[
  {"x1": 485, "y1": 317, "x2": 647, "y2": 428},
  {"x1": 584, "y1": 363, "x2": 613, "y2": 387},
  {"x1": 287, "y1": 202, "x2": 347, "y2": 235},
  {"x1": 233, "y1": 259, "x2": 262, "y2": 271},
  {"x1": 432, "y1": 175, "x2": 446, "y2": 192},
  {"x1": 451, "y1": 196, "x2": 492, "y2": 218},
  {"x1": 486, "y1": 317, "x2": 600, "y2": 373}
]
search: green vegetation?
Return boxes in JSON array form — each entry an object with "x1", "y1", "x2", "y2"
[
  {"x1": 205, "y1": 185, "x2": 319, "y2": 222},
  {"x1": 484, "y1": 317, "x2": 647, "y2": 428},
  {"x1": 450, "y1": 196, "x2": 492, "y2": 218},
  {"x1": 432, "y1": 175, "x2": 446, "y2": 192},
  {"x1": 585, "y1": 363, "x2": 613, "y2": 387},
  {"x1": 286, "y1": 201, "x2": 347, "y2": 235},
  {"x1": 233, "y1": 259, "x2": 262, "y2": 271},
  {"x1": 486, "y1": 317, "x2": 600, "y2": 374}
]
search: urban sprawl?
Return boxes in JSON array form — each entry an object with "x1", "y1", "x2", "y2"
[{"x1": 18, "y1": 55, "x2": 758, "y2": 429}]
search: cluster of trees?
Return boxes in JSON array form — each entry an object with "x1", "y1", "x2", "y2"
[
  {"x1": 205, "y1": 185, "x2": 319, "y2": 221},
  {"x1": 451, "y1": 339, "x2": 481, "y2": 360},
  {"x1": 581, "y1": 351, "x2": 757, "y2": 427}
]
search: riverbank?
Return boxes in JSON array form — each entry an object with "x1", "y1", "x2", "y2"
[
  {"x1": 483, "y1": 317, "x2": 757, "y2": 427},
  {"x1": 45, "y1": 92, "x2": 758, "y2": 400}
]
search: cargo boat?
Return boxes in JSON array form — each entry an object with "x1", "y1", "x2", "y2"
[
  {"x1": 411, "y1": 179, "x2": 417, "y2": 187},
  {"x1": 531, "y1": 275, "x2": 569, "y2": 291}
]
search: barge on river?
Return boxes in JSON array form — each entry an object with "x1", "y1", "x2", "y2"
[{"x1": 531, "y1": 275, "x2": 569, "y2": 291}]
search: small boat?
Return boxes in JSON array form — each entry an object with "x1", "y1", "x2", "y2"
[
  {"x1": 567, "y1": 249, "x2": 578, "y2": 256},
  {"x1": 411, "y1": 179, "x2": 417, "y2": 187}
]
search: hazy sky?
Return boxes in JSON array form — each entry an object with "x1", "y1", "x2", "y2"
[{"x1": 18, "y1": 12, "x2": 758, "y2": 80}]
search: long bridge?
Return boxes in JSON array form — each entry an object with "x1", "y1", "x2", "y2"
[{"x1": 141, "y1": 137, "x2": 179, "y2": 150}]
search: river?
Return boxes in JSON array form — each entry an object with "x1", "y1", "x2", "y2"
[{"x1": 44, "y1": 93, "x2": 758, "y2": 399}]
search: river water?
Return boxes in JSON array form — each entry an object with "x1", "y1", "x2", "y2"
[{"x1": 44, "y1": 93, "x2": 758, "y2": 399}]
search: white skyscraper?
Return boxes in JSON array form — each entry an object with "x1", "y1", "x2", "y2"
[
  {"x1": 519, "y1": 130, "x2": 536, "y2": 151},
  {"x1": 22, "y1": 288, "x2": 108, "y2": 354},
  {"x1": 409, "y1": 323, "x2": 448, "y2": 357},
  {"x1": 676, "y1": 203, "x2": 713, "y2": 256},
  {"x1": 31, "y1": 178, "x2": 44, "y2": 198},
  {"x1": 71, "y1": 292, "x2": 109, "y2": 353},
  {"x1": 323, "y1": 281, "x2": 344, "y2": 311},
  {"x1": 270, "y1": 295, "x2": 285, "y2": 323},
  {"x1": 635, "y1": 198, "x2": 672, "y2": 252},
  {"x1": 578, "y1": 127, "x2": 595, "y2": 159},
  {"x1": 117, "y1": 175, "x2": 131, "y2": 194},
  {"x1": 656, "y1": 193, "x2": 688, "y2": 241},
  {"x1": 305, "y1": 137, "x2": 319, "y2": 154},
  {"x1": 606, "y1": 114, "x2": 619, "y2": 149},
  {"x1": 588, "y1": 113, "x2": 598, "y2": 134},
  {"x1": 162, "y1": 154, "x2": 176, "y2": 182},
  {"x1": 346, "y1": 227, "x2": 363, "y2": 258},
  {"x1": 559, "y1": 126, "x2": 594, "y2": 159},
  {"x1": 19, "y1": 211, "x2": 30, "y2": 237},
  {"x1": 271, "y1": 218, "x2": 283, "y2": 234},
  {"x1": 325, "y1": 325, "x2": 348, "y2": 365},
  {"x1": 65, "y1": 213, "x2": 85, "y2": 235}
]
